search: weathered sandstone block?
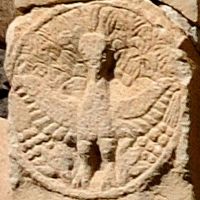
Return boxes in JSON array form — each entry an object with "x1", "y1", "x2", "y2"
[
  {"x1": 15, "y1": 0, "x2": 96, "y2": 11},
  {"x1": 0, "y1": 0, "x2": 15, "y2": 42},
  {"x1": 4, "y1": 0, "x2": 198, "y2": 199},
  {"x1": 0, "y1": 118, "x2": 12, "y2": 200},
  {"x1": 14, "y1": 0, "x2": 200, "y2": 27},
  {"x1": 158, "y1": 0, "x2": 200, "y2": 25},
  {"x1": 159, "y1": 4, "x2": 200, "y2": 54},
  {"x1": 0, "y1": 49, "x2": 9, "y2": 118}
]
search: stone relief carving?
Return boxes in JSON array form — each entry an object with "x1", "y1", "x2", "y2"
[{"x1": 4, "y1": 0, "x2": 192, "y2": 199}]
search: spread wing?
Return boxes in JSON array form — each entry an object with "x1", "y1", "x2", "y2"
[
  {"x1": 113, "y1": 78, "x2": 182, "y2": 185},
  {"x1": 10, "y1": 26, "x2": 89, "y2": 182}
]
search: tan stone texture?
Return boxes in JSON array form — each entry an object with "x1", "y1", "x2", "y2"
[
  {"x1": 14, "y1": 0, "x2": 200, "y2": 26},
  {"x1": 159, "y1": 5, "x2": 200, "y2": 53},
  {"x1": 159, "y1": 0, "x2": 199, "y2": 25},
  {"x1": 4, "y1": 0, "x2": 199, "y2": 199},
  {"x1": 0, "y1": 0, "x2": 15, "y2": 42},
  {"x1": 15, "y1": 0, "x2": 95, "y2": 11},
  {"x1": 0, "y1": 118, "x2": 12, "y2": 200}
]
